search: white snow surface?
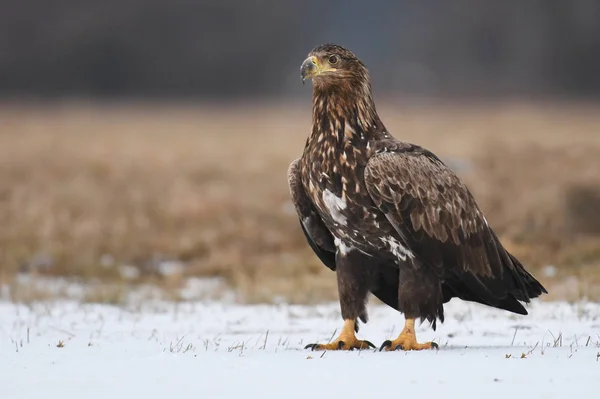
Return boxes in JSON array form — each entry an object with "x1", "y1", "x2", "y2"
[{"x1": 1, "y1": 299, "x2": 600, "y2": 399}]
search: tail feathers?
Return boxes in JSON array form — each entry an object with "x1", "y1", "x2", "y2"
[
  {"x1": 494, "y1": 295, "x2": 528, "y2": 315},
  {"x1": 486, "y1": 248, "x2": 547, "y2": 315},
  {"x1": 442, "y1": 244, "x2": 547, "y2": 316},
  {"x1": 507, "y1": 252, "x2": 548, "y2": 302},
  {"x1": 488, "y1": 229, "x2": 548, "y2": 303}
]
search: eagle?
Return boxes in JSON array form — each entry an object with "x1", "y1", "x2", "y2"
[{"x1": 287, "y1": 44, "x2": 547, "y2": 351}]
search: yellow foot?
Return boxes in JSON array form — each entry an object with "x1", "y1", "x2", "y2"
[
  {"x1": 305, "y1": 338, "x2": 375, "y2": 351},
  {"x1": 305, "y1": 319, "x2": 375, "y2": 351},
  {"x1": 379, "y1": 318, "x2": 438, "y2": 351},
  {"x1": 379, "y1": 334, "x2": 437, "y2": 351}
]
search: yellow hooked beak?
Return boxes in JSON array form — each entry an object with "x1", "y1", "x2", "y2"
[{"x1": 300, "y1": 56, "x2": 319, "y2": 83}]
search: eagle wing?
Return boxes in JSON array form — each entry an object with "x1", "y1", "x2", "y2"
[
  {"x1": 363, "y1": 141, "x2": 546, "y2": 311},
  {"x1": 287, "y1": 159, "x2": 336, "y2": 271}
]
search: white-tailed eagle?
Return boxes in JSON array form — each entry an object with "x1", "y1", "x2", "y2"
[{"x1": 288, "y1": 44, "x2": 547, "y2": 351}]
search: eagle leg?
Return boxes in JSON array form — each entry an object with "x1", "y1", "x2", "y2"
[
  {"x1": 305, "y1": 319, "x2": 375, "y2": 351},
  {"x1": 305, "y1": 250, "x2": 375, "y2": 351},
  {"x1": 379, "y1": 319, "x2": 438, "y2": 351}
]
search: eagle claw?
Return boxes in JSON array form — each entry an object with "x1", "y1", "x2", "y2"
[
  {"x1": 356, "y1": 340, "x2": 376, "y2": 350},
  {"x1": 379, "y1": 340, "x2": 393, "y2": 351}
]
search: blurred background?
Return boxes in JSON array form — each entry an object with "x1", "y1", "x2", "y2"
[{"x1": 1, "y1": 0, "x2": 599, "y2": 304}]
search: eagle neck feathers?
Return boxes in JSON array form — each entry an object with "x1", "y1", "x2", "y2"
[
  {"x1": 308, "y1": 81, "x2": 388, "y2": 152},
  {"x1": 301, "y1": 74, "x2": 393, "y2": 236}
]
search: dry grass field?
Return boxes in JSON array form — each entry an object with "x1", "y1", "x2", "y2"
[{"x1": 1, "y1": 100, "x2": 600, "y2": 303}]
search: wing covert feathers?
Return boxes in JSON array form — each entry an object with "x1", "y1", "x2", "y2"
[{"x1": 364, "y1": 144, "x2": 547, "y2": 310}]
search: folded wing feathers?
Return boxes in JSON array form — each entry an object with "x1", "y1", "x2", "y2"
[{"x1": 364, "y1": 149, "x2": 496, "y2": 277}]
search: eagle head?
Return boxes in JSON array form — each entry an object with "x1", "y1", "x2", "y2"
[{"x1": 301, "y1": 44, "x2": 369, "y2": 90}]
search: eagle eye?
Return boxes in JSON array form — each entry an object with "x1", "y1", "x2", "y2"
[{"x1": 328, "y1": 55, "x2": 339, "y2": 65}]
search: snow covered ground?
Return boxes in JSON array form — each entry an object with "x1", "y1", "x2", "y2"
[{"x1": 1, "y1": 298, "x2": 599, "y2": 399}]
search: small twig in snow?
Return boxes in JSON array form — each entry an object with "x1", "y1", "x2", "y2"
[
  {"x1": 521, "y1": 341, "x2": 539, "y2": 358},
  {"x1": 261, "y1": 330, "x2": 269, "y2": 350},
  {"x1": 548, "y1": 330, "x2": 563, "y2": 347},
  {"x1": 511, "y1": 327, "x2": 518, "y2": 346},
  {"x1": 49, "y1": 326, "x2": 76, "y2": 338},
  {"x1": 170, "y1": 334, "x2": 186, "y2": 353},
  {"x1": 327, "y1": 328, "x2": 338, "y2": 344}
]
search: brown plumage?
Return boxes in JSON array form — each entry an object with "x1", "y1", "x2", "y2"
[{"x1": 288, "y1": 44, "x2": 547, "y2": 350}]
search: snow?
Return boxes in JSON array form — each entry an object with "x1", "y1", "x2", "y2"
[{"x1": 1, "y1": 298, "x2": 599, "y2": 399}]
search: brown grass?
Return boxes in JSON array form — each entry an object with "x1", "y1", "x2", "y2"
[{"x1": 1, "y1": 100, "x2": 600, "y2": 303}]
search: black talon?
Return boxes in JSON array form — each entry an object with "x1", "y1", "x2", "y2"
[
  {"x1": 337, "y1": 341, "x2": 345, "y2": 350},
  {"x1": 431, "y1": 342, "x2": 439, "y2": 349},
  {"x1": 304, "y1": 343, "x2": 318, "y2": 350},
  {"x1": 394, "y1": 344, "x2": 404, "y2": 351},
  {"x1": 364, "y1": 340, "x2": 375, "y2": 349},
  {"x1": 379, "y1": 340, "x2": 392, "y2": 351}
]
